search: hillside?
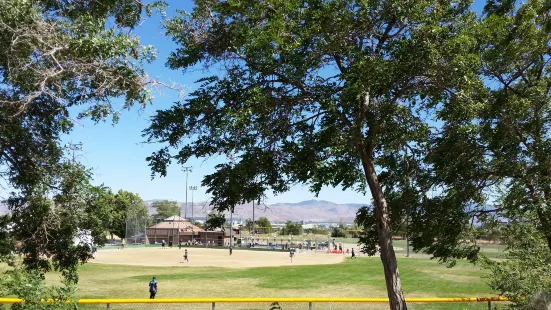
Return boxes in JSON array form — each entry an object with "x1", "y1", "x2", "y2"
[{"x1": 144, "y1": 199, "x2": 366, "y2": 222}]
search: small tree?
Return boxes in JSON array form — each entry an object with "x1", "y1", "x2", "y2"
[
  {"x1": 3, "y1": 162, "x2": 112, "y2": 283},
  {"x1": 281, "y1": 221, "x2": 303, "y2": 236},
  {"x1": 331, "y1": 224, "x2": 348, "y2": 238},
  {"x1": 151, "y1": 200, "x2": 180, "y2": 220},
  {"x1": 256, "y1": 217, "x2": 272, "y2": 234},
  {"x1": 110, "y1": 190, "x2": 149, "y2": 240}
]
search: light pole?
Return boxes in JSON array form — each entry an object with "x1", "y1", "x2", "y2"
[
  {"x1": 64, "y1": 142, "x2": 83, "y2": 163},
  {"x1": 252, "y1": 200, "x2": 255, "y2": 237},
  {"x1": 229, "y1": 208, "x2": 233, "y2": 247},
  {"x1": 406, "y1": 209, "x2": 411, "y2": 257},
  {"x1": 189, "y1": 186, "x2": 197, "y2": 222},
  {"x1": 182, "y1": 167, "x2": 193, "y2": 219}
]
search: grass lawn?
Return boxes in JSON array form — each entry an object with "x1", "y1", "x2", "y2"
[
  {"x1": 1, "y1": 255, "x2": 507, "y2": 309},
  {"x1": 41, "y1": 257, "x2": 503, "y2": 310}
]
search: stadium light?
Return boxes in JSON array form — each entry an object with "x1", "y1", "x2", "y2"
[
  {"x1": 189, "y1": 186, "x2": 197, "y2": 222},
  {"x1": 182, "y1": 167, "x2": 193, "y2": 219}
]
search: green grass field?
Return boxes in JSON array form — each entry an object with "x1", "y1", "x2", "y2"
[
  {"x1": 38, "y1": 256, "x2": 506, "y2": 310},
  {"x1": 1, "y1": 248, "x2": 509, "y2": 310},
  {"x1": 70, "y1": 258, "x2": 492, "y2": 299}
]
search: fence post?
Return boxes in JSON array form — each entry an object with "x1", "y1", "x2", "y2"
[
  {"x1": 309, "y1": 302, "x2": 312, "y2": 310},
  {"x1": 487, "y1": 300, "x2": 491, "y2": 310},
  {"x1": 106, "y1": 303, "x2": 110, "y2": 310},
  {"x1": 212, "y1": 302, "x2": 215, "y2": 310}
]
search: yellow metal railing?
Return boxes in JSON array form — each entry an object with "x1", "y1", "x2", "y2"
[{"x1": 0, "y1": 297, "x2": 509, "y2": 309}]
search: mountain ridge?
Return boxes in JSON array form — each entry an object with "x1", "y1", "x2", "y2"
[
  {"x1": 145, "y1": 199, "x2": 365, "y2": 222},
  {"x1": 0, "y1": 200, "x2": 366, "y2": 222}
]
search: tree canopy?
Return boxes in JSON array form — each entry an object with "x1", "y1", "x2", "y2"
[
  {"x1": 409, "y1": 0, "x2": 551, "y2": 304},
  {"x1": 0, "y1": 0, "x2": 162, "y2": 193}
]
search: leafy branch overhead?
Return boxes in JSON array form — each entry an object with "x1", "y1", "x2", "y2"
[{"x1": 0, "y1": 0, "x2": 180, "y2": 192}]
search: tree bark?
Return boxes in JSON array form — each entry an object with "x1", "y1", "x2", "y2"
[
  {"x1": 535, "y1": 208, "x2": 551, "y2": 253},
  {"x1": 359, "y1": 149, "x2": 407, "y2": 310}
]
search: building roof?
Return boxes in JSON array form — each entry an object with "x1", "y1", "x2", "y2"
[
  {"x1": 164, "y1": 215, "x2": 187, "y2": 222},
  {"x1": 150, "y1": 220, "x2": 204, "y2": 232}
]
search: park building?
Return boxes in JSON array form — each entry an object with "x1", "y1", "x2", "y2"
[{"x1": 146, "y1": 216, "x2": 227, "y2": 246}]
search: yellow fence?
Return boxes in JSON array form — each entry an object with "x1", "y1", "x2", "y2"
[{"x1": 0, "y1": 297, "x2": 509, "y2": 310}]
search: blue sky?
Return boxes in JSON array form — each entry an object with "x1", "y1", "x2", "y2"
[{"x1": 1, "y1": 0, "x2": 488, "y2": 205}]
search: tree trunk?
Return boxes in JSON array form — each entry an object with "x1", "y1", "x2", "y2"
[
  {"x1": 360, "y1": 151, "x2": 407, "y2": 310},
  {"x1": 535, "y1": 209, "x2": 551, "y2": 252}
]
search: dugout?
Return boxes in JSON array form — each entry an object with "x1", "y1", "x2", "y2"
[
  {"x1": 146, "y1": 216, "x2": 227, "y2": 245},
  {"x1": 146, "y1": 216, "x2": 203, "y2": 244}
]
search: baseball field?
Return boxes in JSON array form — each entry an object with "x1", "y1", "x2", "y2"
[{"x1": 34, "y1": 245, "x2": 507, "y2": 310}]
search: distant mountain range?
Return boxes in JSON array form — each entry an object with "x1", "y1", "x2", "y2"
[
  {"x1": 144, "y1": 199, "x2": 366, "y2": 222},
  {"x1": 0, "y1": 199, "x2": 367, "y2": 223}
]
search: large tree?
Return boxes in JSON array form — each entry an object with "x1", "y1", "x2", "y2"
[
  {"x1": 0, "y1": 0, "x2": 167, "y2": 283},
  {"x1": 408, "y1": 0, "x2": 551, "y2": 304},
  {"x1": 144, "y1": 1, "x2": 474, "y2": 308}
]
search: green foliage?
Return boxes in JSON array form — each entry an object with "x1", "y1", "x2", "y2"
[
  {"x1": 205, "y1": 211, "x2": 226, "y2": 231},
  {"x1": 151, "y1": 200, "x2": 180, "y2": 219},
  {"x1": 1, "y1": 163, "x2": 111, "y2": 282},
  {"x1": 304, "y1": 227, "x2": 328, "y2": 235},
  {"x1": 245, "y1": 217, "x2": 272, "y2": 234},
  {"x1": 474, "y1": 217, "x2": 503, "y2": 242},
  {"x1": 482, "y1": 217, "x2": 551, "y2": 306},
  {"x1": 0, "y1": 0, "x2": 157, "y2": 191},
  {"x1": 0, "y1": 267, "x2": 77, "y2": 310},
  {"x1": 256, "y1": 217, "x2": 272, "y2": 234},
  {"x1": 415, "y1": 4, "x2": 551, "y2": 301},
  {"x1": 192, "y1": 221, "x2": 203, "y2": 227},
  {"x1": 144, "y1": 2, "x2": 477, "y2": 306},
  {"x1": 110, "y1": 190, "x2": 148, "y2": 239},
  {"x1": 355, "y1": 206, "x2": 379, "y2": 256},
  {"x1": 331, "y1": 224, "x2": 348, "y2": 238},
  {"x1": 0, "y1": 0, "x2": 163, "y2": 289},
  {"x1": 281, "y1": 221, "x2": 303, "y2": 236},
  {"x1": 0, "y1": 214, "x2": 14, "y2": 257}
]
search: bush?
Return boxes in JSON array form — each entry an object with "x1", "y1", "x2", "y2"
[
  {"x1": 0, "y1": 266, "x2": 78, "y2": 310},
  {"x1": 331, "y1": 224, "x2": 348, "y2": 238}
]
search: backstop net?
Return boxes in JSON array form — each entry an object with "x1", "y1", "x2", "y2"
[{"x1": 125, "y1": 204, "x2": 149, "y2": 245}]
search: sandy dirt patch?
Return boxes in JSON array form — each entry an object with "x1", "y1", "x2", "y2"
[{"x1": 91, "y1": 247, "x2": 344, "y2": 268}]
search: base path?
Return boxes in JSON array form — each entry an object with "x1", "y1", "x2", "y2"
[{"x1": 91, "y1": 247, "x2": 345, "y2": 268}]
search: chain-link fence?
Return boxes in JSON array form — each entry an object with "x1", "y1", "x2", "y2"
[
  {"x1": 0, "y1": 298, "x2": 511, "y2": 310},
  {"x1": 125, "y1": 203, "x2": 149, "y2": 245}
]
